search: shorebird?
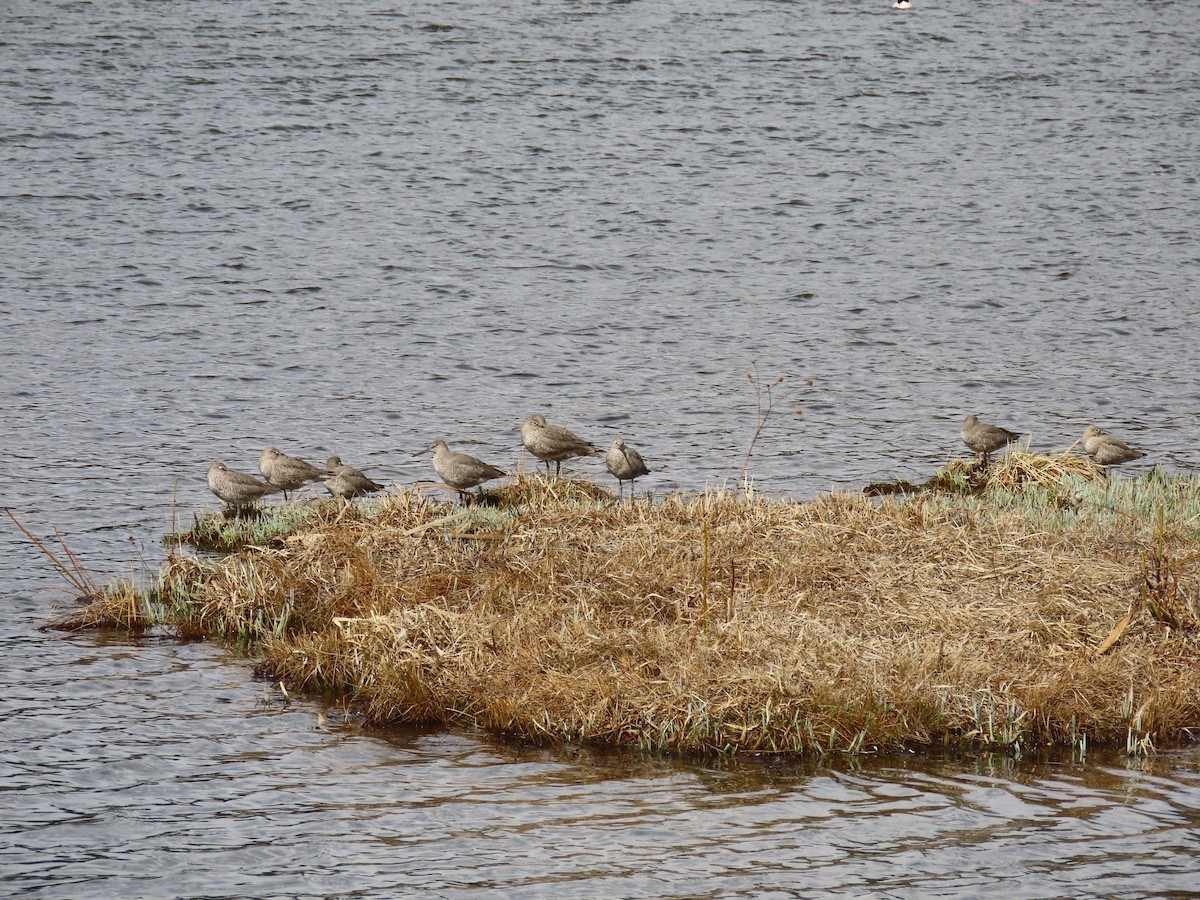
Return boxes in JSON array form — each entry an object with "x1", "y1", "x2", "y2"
[
  {"x1": 961, "y1": 414, "x2": 1021, "y2": 466},
  {"x1": 605, "y1": 438, "x2": 650, "y2": 499},
  {"x1": 426, "y1": 440, "x2": 506, "y2": 495},
  {"x1": 520, "y1": 414, "x2": 601, "y2": 476},
  {"x1": 321, "y1": 455, "x2": 386, "y2": 504},
  {"x1": 1081, "y1": 425, "x2": 1145, "y2": 469},
  {"x1": 207, "y1": 461, "x2": 281, "y2": 511},
  {"x1": 259, "y1": 446, "x2": 329, "y2": 499}
]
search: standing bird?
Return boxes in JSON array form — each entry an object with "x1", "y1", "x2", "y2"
[
  {"x1": 321, "y1": 455, "x2": 386, "y2": 504},
  {"x1": 961, "y1": 414, "x2": 1021, "y2": 467},
  {"x1": 426, "y1": 440, "x2": 506, "y2": 495},
  {"x1": 520, "y1": 414, "x2": 601, "y2": 476},
  {"x1": 259, "y1": 446, "x2": 329, "y2": 500},
  {"x1": 606, "y1": 438, "x2": 650, "y2": 499},
  {"x1": 1081, "y1": 425, "x2": 1145, "y2": 469},
  {"x1": 207, "y1": 461, "x2": 281, "y2": 512}
]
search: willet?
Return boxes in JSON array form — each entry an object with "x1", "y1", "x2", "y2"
[
  {"x1": 321, "y1": 455, "x2": 386, "y2": 504},
  {"x1": 606, "y1": 438, "x2": 650, "y2": 499},
  {"x1": 207, "y1": 461, "x2": 282, "y2": 511},
  {"x1": 427, "y1": 440, "x2": 506, "y2": 495},
  {"x1": 1081, "y1": 425, "x2": 1145, "y2": 469},
  {"x1": 961, "y1": 414, "x2": 1021, "y2": 466},
  {"x1": 520, "y1": 414, "x2": 601, "y2": 476},
  {"x1": 259, "y1": 446, "x2": 329, "y2": 499}
]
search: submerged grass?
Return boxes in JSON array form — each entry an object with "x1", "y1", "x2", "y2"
[{"x1": 51, "y1": 462, "x2": 1200, "y2": 757}]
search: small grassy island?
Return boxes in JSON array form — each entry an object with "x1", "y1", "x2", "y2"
[{"x1": 53, "y1": 452, "x2": 1200, "y2": 757}]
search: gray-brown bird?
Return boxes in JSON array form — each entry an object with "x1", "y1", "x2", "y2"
[
  {"x1": 321, "y1": 456, "x2": 386, "y2": 504},
  {"x1": 1081, "y1": 425, "x2": 1145, "y2": 469},
  {"x1": 961, "y1": 414, "x2": 1021, "y2": 466},
  {"x1": 605, "y1": 438, "x2": 650, "y2": 499},
  {"x1": 207, "y1": 461, "x2": 282, "y2": 511},
  {"x1": 259, "y1": 446, "x2": 329, "y2": 499},
  {"x1": 520, "y1": 414, "x2": 601, "y2": 476},
  {"x1": 427, "y1": 440, "x2": 506, "y2": 494}
]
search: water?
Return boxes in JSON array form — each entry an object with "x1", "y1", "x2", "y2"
[{"x1": 2, "y1": 0, "x2": 1198, "y2": 894}]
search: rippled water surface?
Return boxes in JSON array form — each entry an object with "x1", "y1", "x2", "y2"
[{"x1": 3, "y1": 0, "x2": 1198, "y2": 895}]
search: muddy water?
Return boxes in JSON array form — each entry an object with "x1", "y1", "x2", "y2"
[{"x1": 2, "y1": 0, "x2": 1198, "y2": 894}]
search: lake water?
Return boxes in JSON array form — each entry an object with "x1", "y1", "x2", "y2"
[{"x1": 3, "y1": 0, "x2": 1198, "y2": 895}]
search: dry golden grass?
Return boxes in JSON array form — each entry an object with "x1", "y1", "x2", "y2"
[
  {"x1": 57, "y1": 467, "x2": 1200, "y2": 756},
  {"x1": 867, "y1": 447, "x2": 1106, "y2": 498}
]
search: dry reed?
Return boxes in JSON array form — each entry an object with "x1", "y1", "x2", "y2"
[{"x1": 52, "y1": 466, "x2": 1200, "y2": 756}]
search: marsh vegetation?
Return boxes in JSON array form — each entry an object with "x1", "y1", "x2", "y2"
[{"x1": 47, "y1": 451, "x2": 1200, "y2": 758}]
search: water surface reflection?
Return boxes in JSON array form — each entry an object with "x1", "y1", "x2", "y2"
[{"x1": 5, "y1": 619, "x2": 1198, "y2": 898}]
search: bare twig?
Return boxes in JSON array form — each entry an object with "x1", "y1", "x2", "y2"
[{"x1": 739, "y1": 361, "x2": 813, "y2": 487}]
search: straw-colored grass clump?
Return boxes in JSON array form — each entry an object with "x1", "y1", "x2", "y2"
[{"x1": 59, "y1": 464, "x2": 1200, "y2": 756}]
